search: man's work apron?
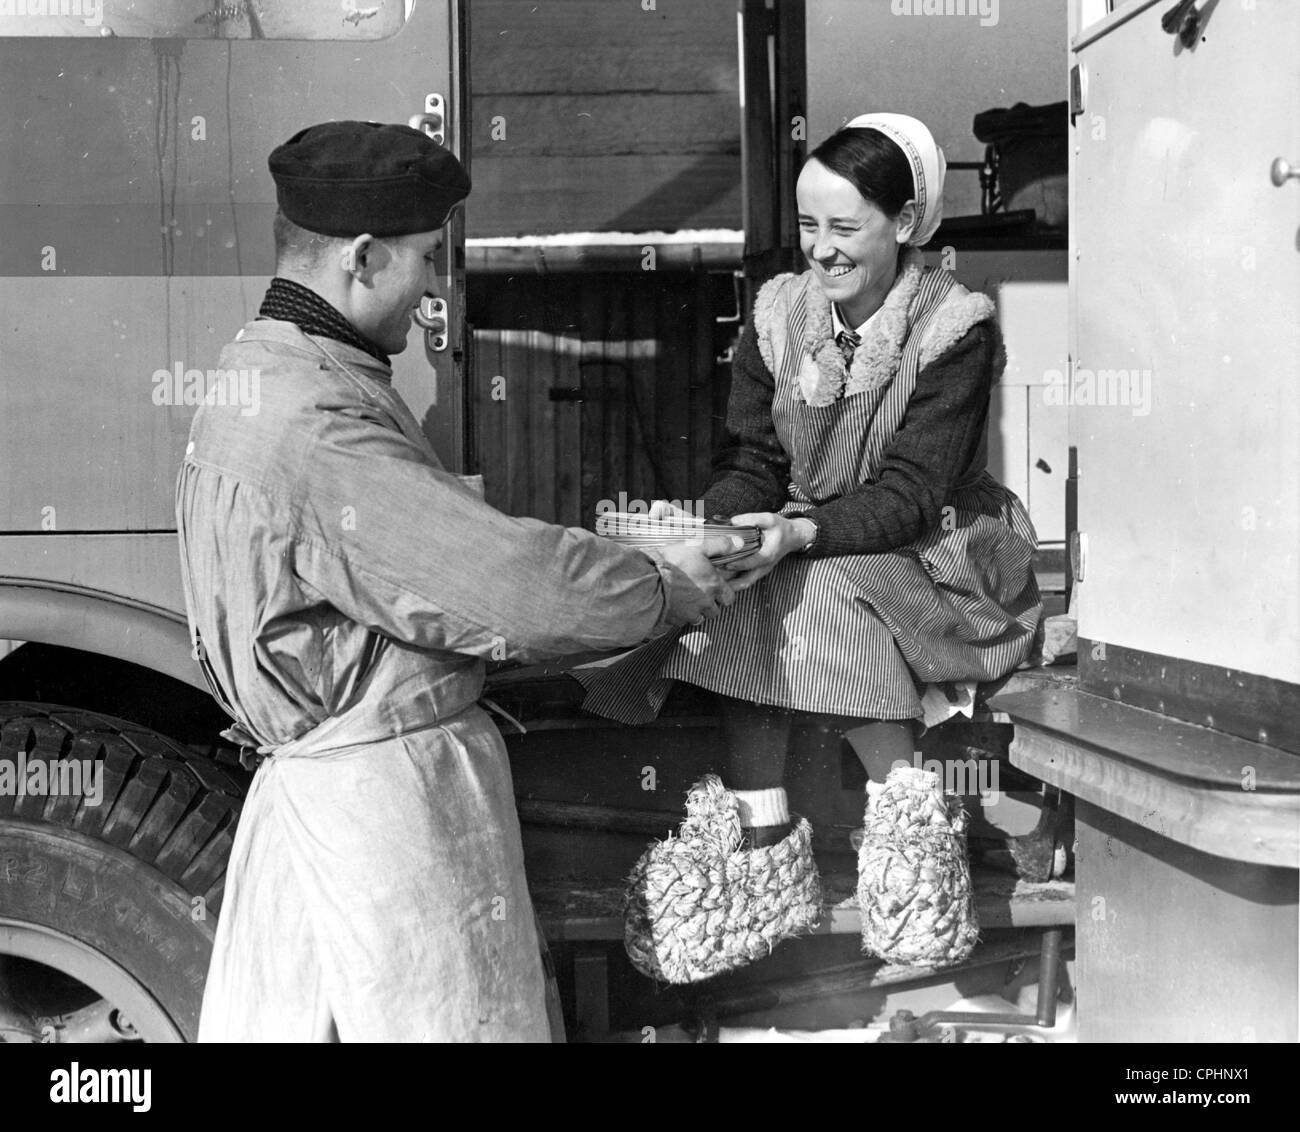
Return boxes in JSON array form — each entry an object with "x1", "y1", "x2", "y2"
[{"x1": 197, "y1": 697, "x2": 552, "y2": 1042}]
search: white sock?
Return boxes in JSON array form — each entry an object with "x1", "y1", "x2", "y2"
[{"x1": 731, "y1": 786, "x2": 789, "y2": 827}]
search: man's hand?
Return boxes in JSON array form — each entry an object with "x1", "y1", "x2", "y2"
[
  {"x1": 655, "y1": 536, "x2": 739, "y2": 625},
  {"x1": 719, "y1": 512, "x2": 814, "y2": 591}
]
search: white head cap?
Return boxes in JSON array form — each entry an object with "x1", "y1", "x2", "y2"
[{"x1": 843, "y1": 112, "x2": 947, "y2": 247}]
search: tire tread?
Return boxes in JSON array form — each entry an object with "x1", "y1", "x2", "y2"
[{"x1": 0, "y1": 703, "x2": 249, "y2": 898}]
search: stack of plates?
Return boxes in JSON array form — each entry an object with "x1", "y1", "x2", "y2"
[{"x1": 595, "y1": 512, "x2": 761, "y2": 565}]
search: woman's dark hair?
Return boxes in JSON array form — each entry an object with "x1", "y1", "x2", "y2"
[{"x1": 807, "y1": 128, "x2": 914, "y2": 218}]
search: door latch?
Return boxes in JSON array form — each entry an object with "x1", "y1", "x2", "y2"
[
  {"x1": 408, "y1": 93, "x2": 446, "y2": 146},
  {"x1": 408, "y1": 95, "x2": 450, "y2": 352},
  {"x1": 414, "y1": 295, "x2": 449, "y2": 352}
]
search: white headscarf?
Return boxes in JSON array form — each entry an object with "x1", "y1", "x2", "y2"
[{"x1": 844, "y1": 113, "x2": 947, "y2": 247}]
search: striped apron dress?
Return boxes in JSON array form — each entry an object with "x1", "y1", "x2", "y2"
[{"x1": 579, "y1": 265, "x2": 1042, "y2": 724}]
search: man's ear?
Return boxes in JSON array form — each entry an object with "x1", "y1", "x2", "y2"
[
  {"x1": 340, "y1": 233, "x2": 376, "y2": 277},
  {"x1": 894, "y1": 201, "x2": 919, "y2": 245}
]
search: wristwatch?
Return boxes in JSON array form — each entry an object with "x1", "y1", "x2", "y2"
[{"x1": 796, "y1": 516, "x2": 819, "y2": 554}]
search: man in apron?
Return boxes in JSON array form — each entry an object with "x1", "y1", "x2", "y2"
[{"x1": 176, "y1": 121, "x2": 734, "y2": 1041}]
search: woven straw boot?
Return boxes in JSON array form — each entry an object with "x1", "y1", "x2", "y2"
[
  {"x1": 856, "y1": 766, "x2": 979, "y2": 966},
  {"x1": 623, "y1": 775, "x2": 822, "y2": 983}
]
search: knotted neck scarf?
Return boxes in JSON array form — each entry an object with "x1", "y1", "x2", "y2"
[
  {"x1": 258, "y1": 277, "x2": 391, "y2": 367},
  {"x1": 836, "y1": 324, "x2": 861, "y2": 366}
]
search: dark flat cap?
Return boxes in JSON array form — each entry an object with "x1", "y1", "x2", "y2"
[{"x1": 269, "y1": 121, "x2": 470, "y2": 238}]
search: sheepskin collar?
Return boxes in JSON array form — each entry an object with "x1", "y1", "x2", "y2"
[{"x1": 796, "y1": 247, "x2": 926, "y2": 407}]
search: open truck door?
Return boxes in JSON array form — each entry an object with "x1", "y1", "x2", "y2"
[
  {"x1": 999, "y1": 0, "x2": 1300, "y2": 1041},
  {"x1": 0, "y1": 1, "x2": 468, "y2": 1042}
]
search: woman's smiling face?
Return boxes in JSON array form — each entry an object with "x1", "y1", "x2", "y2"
[{"x1": 796, "y1": 157, "x2": 914, "y2": 326}]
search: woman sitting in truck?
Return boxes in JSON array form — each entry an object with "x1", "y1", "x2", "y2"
[{"x1": 582, "y1": 113, "x2": 1043, "y2": 980}]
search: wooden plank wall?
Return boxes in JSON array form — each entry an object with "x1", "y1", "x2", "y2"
[
  {"x1": 467, "y1": 272, "x2": 736, "y2": 528},
  {"x1": 467, "y1": 0, "x2": 742, "y2": 237}
]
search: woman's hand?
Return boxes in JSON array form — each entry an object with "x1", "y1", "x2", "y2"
[
  {"x1": 722, "y1": 512, "x2": 814, "y2": 591},
  {"x1": 647, "y1": 499, "x2": 702, "y2": 522}
]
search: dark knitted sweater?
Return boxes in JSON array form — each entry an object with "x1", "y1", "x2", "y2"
[{"x1": 702, "y1": 316, "x2": 996, "y2": 558}]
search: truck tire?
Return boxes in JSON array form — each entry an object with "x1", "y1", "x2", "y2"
[
  {"x1": 0, "y1": 703, "x2": 247, "y2": 1043},
  {"x1": 0, "y1": 701, "x2": 569, "y2": 1043}
]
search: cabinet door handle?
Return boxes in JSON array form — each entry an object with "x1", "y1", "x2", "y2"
[
  {"x1": 1161, "y1": 0, "x2": 1199, "y2": 47},
  {"x1": 1270, "y1": 158, "x2": 1300, "y2": 187}
]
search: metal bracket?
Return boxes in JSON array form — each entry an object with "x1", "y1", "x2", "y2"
[
  {"x1": 415, "y1": 295, "x2": 448, "y2": 352},
  {"x1": 1069, "y1": 63, "x2": 1085, "y2": 125},
  {"x1": 1070, "y1": 530, "x2": 1087, "y2": 584},
  {"x1": 408, "y1": 92, "x2": 446, "y2": 147},
  {"x1": 715, "y1": 270, "x2": 745, "y2": 325},
  {"x1": 879, "y1": 929, "x2": 1066, "y2": 1042},
  {"x1": 715, "y1": 270, "x2": 745, "y2": 363}
]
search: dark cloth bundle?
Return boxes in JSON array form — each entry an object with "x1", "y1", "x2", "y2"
[
  {"x1": 973, "y1": 101, "x2": 1067, "y2": 228},
  {"x1": 973, "y1": 100, "x2": 1068, "y2": 144}
]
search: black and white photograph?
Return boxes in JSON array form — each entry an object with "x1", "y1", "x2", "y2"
[{"x1": 0, "y1": 0, "x2": 1293, "y2": 1092}]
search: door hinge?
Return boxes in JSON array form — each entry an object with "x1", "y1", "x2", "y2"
[{"x1": 1069, "y1": 64, "x2": 1085, "y2": 125}]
